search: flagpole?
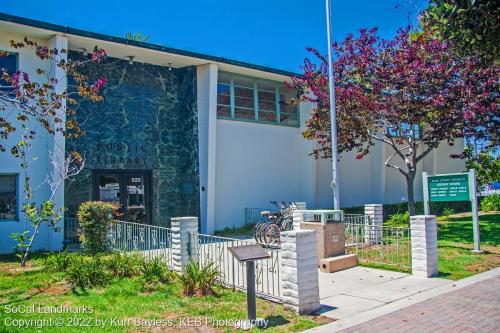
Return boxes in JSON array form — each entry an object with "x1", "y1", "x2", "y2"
[{"x1": 325, "y1": 0, "x2": 340, "y2": 209}]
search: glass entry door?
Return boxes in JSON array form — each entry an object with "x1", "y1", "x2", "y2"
[{"x1": 92, "y1": 170, "x2": 152, "y2": 224}]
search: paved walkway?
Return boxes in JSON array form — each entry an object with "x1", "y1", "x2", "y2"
[
  {"x1": 318, "y1": 267, "x2": 450, "y2": 319},
  {"x1": 337, "y1": 275, "x2": 500, "y2": 333},
  {"x1": 308, "y1": 267, "x2": 500, "y2": 333}
]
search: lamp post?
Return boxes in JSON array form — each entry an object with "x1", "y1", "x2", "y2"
[{"x1": 325, "y1": 0, "x2": 340, "y2": 209}]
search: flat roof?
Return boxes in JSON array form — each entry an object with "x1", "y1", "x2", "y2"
[{"x1": 0, "y1": 12, "x2": 301, "y2": 78}]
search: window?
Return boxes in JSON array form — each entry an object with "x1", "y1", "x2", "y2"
[
  {"x1": 0, "y1": 175, "x2": 17, "y2": 220},
  {"x1": 93, "y1": 170, "x2": 152, "y2": 224},
  {"x1": 387, "y1": 123, "x2": 420, "y2": 139},
  {"x1": 279, "y1": 87, "x2": 299, "y2": 125},
  {"x1": 0, "y1": 52, "x2": 18, "y2": 91},
  {"x1": 216, "y1": 72, "x2": 299, "y2": 126},
  {"x1": 233, "y1": 76, "x2": 255, "y2": 120},
  {"x1": 257, "y1": 81, "x2": 277, "y2": 123},
  {"x1": 217, "y1": 73, "x2": 231, "y2": 118}
]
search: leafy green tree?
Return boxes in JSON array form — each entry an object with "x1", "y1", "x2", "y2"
[
  {"x1": 292, "y1": 28, "x2": 499, "y2": 215},
  {"x1": 421, "y1": 1, "x2": 500, "y2": 187},
  {"x1": 464, "y1": 146, "x2": 500, "y2": 188},
  {"x1": 421, "y1": 0, "x2": 499, "y2": 65}
]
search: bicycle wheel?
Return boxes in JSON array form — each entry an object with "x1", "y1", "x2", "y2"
[
  {"x1": 263, "y1": 223, "x2": 281, "y2": 246},
  {"x1": 254, "y1": 222, "x2": 267, "y2": 243},
  {"x1": 282, "y1": 216, "x2": 294, "y2": 231}
]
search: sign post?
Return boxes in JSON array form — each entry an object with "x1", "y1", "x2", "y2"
[
  {"x1": 423, "y1": 170, "x2": 482, "y2": 253},
  {"x1": 469, "y1": 170, "x2": 481, "y2": 253},
  {"x1": 228, "y1": 244, "x2": 270, "y2": 329}
]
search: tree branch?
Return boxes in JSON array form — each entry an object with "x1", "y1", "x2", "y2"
[
  {"x1": 416, "y1": 142, "x2": 438, "y2": 163},
  {"x1": 385, "y1": 162, "x2": 408, "y2": 176}
]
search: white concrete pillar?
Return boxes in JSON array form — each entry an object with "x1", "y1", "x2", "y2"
[
  {"x1": 292, "y1": 211, "x2": 303, "y2": 230},
  {"x1": 292, "y1": 202, "x2": 307, "y2": 230},
  {"x1": 294, "y1": 202, "x2": 307, "y2": 210},
  {"x1": 281, "y1": 229, "x2": 320, "y2": 315},
  {"x1": 47, "y1": 34, "x2": 68, "y2": 251},
  {"x1": 292, "y1": 202, "x2": 306, "y2": 230},
  {"x1": 196, "y1": 63, "x2": 218, "y2": 234},
  {"x1": 171, "y1": 217, "x2": 199, "y2": 273},
  {"x1": 364, "y1": 204, "x2": 383, "y2": 244},
  {"x1": 410, "y1": 215, "x2": 438, "y2": 278}
]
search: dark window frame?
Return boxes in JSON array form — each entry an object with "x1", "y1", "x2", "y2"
[
  {"x1": 387, "y1": 123, "x2": 421, "y2": 140},
  {"x1": 0, "y1": 174, "x2": 18, "y2": 221},
  {"x1": 0, "y1": 52, "x2": 19, "y2": 92},
  {"x1": 92, "y1": 169, "x2": 153, "y2": 225}
]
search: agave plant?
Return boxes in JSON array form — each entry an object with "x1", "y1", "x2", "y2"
[
  {"x1": 179, "y1": 260, "x2": 219, "y2": 297},
  {"x1": 65, "y1": 255, "x2": 111, "y2": 289},
  {"x1": 43, "y1": 251, "x2": 79, "y2": 273},
  {"x1": 140, "y1": 256, "x2": 173, "y2": 285},
  {"x1": 104, "y1": 252, "x2": 143, "y2": 278}
]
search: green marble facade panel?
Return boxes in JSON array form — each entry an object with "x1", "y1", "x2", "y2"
[{"x1": 65, "y1": 52, "x2": 199, "y2": 226}]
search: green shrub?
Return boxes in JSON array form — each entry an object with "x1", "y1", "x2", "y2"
[
  {"x1": 385, "y1": 211, "x2": 410, "y2": 226},
  {"x1": 214, "y1": 223, "x2": 254, "y2": 237},
  {"x1": 104, "y1": 252, "x2": 144, "y2": 278},
  {"x1": 179, "y1": 260, "x2": 219, "y2": 297},
  {"x1": 43, "y1": 251, "x2": 79, "y2": 273},
  {"x1": 77, "y1": 201, "x2": 117, "y2": 254},
  {"x1": 343, "y1": 200, "x2": 471, "y2": 219},
  {"x1": 480, "y1": 194, "x2": 500, "y2": 212},
  {"x1": 140, "y1": 256, "x2": 174, "y2": 288},
  {"x1": 66, "y1": 255, "x2": 111, "y2": 289},
  {"x1": 442, "y1": 207, "x2": 455, "y2": 217}
]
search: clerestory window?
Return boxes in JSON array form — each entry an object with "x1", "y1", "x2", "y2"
[{"x1": 217, "y1": 72, "x2": 299, "y2": 127}]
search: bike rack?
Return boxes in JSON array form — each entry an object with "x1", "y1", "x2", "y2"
[{"x1": 301, "y1": 210, "x2": 344, "y2": 224}]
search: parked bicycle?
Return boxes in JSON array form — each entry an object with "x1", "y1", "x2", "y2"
[{"x1": 253, "y1": 201, "x2": 296, "y2": 247}]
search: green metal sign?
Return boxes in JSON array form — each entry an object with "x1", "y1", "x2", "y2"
[
  {"x1": 427, "y1": 174, "x2": 470, "y2": 202},
  {"x1": 423, "y1": 170, "x2": 481, "y2": 253}
]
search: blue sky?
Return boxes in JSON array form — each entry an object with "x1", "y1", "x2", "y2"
[{"x1": 1, "y1": 0, "x2": 427, "y2": 73}]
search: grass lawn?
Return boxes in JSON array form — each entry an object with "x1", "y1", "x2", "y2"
[
  {"x1": 436, "y1": 212, "x2": 500, "y2": 280},
  {"x1": 0, "y1": 255, "x2": 330, "y2": 332},
  {"x1": 214, "y1": 224, "x2": 254, "y2": 238},
  {"x1": 349, "y1": 212, "x2": 499, "y2": 279},
  {"x1": 217, "y1": 212, "x2": 500, "y2": 280}
]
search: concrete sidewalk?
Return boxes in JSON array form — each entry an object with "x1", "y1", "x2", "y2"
[
  {"x1": 317, "y1": 266, "x2": 450, "y2": 320},
  {"x1": 308, "y1": 267, "x2": 500, "y2": 332}
]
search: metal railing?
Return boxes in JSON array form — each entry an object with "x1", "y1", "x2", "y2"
[
  {"x1": 189, "y1": 232, "x2": 282, "y2": 302},
  {"x1": 344, "y1": 213, "x2": 371, "y2": 225},
  {"x1": 108, "y1": 220, "x2": 173, "y2": 267},
  {"x1": 345, "y1": 222, "x2": 411, "y2": 271},
  {"x1": 245, "y1": 208, "x2": 266, "y2": 225}
]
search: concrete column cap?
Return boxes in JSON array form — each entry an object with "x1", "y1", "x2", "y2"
[
  {"x1": 281, "y1": 229, "x2": 316, "y2": 237},
  {"x1": 171, "y1": 216, "x2": 198, "y2": 221}
]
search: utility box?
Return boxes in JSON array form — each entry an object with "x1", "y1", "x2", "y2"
[
  {"x1": 299, "y1": 209, "x2": 357, "y2": 272},
  {"x1": 299, "y1": 210, "x2": 346, "y2": 263}
]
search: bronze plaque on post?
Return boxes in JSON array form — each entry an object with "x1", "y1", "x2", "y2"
[{"x1": 228, "y1": 244, "x2": 270, "y2": 262}]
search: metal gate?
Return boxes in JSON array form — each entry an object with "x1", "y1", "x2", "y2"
[
  {"x1": 344, "y1": 214, "x2": 411, "y2": 271},
  {"x1": 189, "y1": 232, "x2": 282, "y2": 302}
]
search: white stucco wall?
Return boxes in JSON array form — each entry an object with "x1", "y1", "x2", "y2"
[
  {"x1": 213, "y1": 120, "x2": 304, "y2": 230},
  {"x1": 197, "y1": 64, "x2": 218, "y2": 233},
  {"x1": 0, "y1": 32, "x2": 65, "y2": 253},
  {"x1": 314, "y1": 139, "x2": 466, "y2": 210}
]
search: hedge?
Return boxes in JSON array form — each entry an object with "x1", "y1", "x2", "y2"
[{"x1": 342, "y1": 200, "x2": 473, "y2": 220}]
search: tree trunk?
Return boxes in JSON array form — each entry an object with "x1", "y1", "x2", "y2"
[{"x1": 406, "y1": 174, "x2": 416, "y2": 216}]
